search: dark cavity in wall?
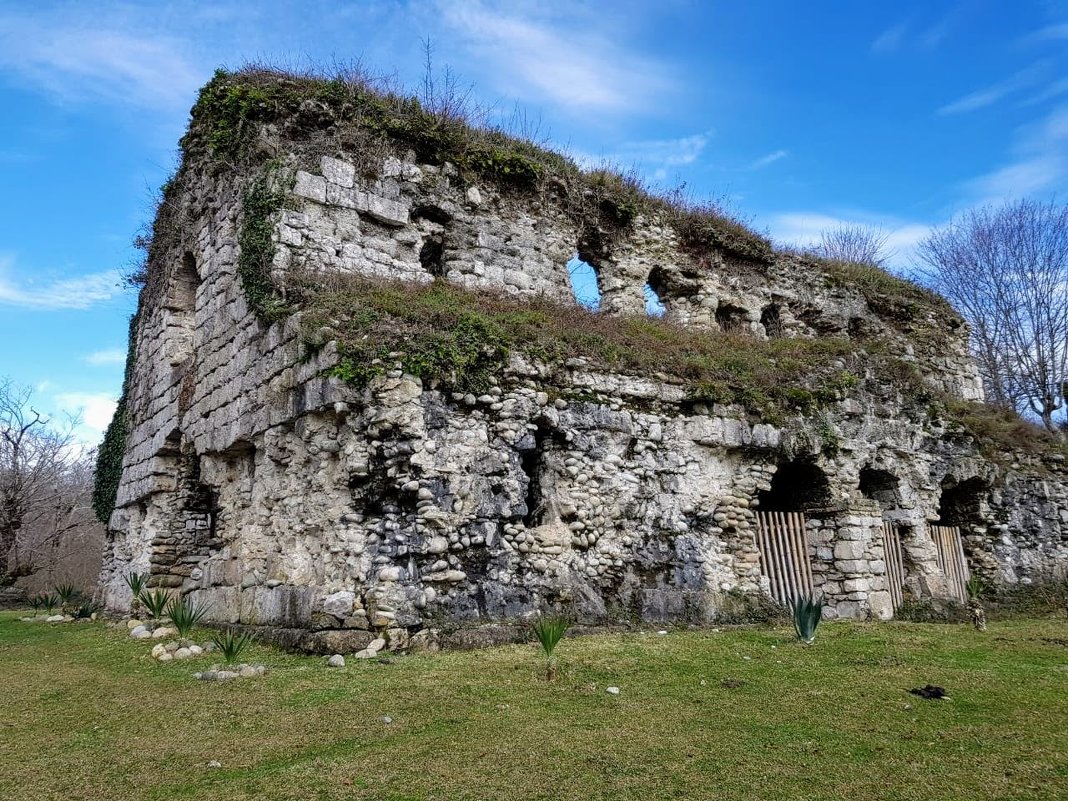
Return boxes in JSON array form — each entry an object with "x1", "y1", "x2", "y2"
[
  {"x1": 644, "y1": 267, "x2": 669, "y2": 317},
  {"x1": 419, "y1": 232, "x2": 445, "y2": 277},
  {"x1": 859, "y1": 466, "x2": 902, "y2": 508},
  {"x1": 716, "y1": 302, "x2": 749, "y2": 333},
  {"x1": 567, "y1": 255, "x2": 601, "y2": 310},
  {"x1": 760, "y1": 304, "x2": 783, "y2": 338},
  {"x1": 937, "y1": 476, "x2": 989, "y2": 528},
  {"x1": 758, "y1": 458, "x2": 832, "y2": 512},
  {"x1": 520, "y1": 424, "x2": 552, "y2": 527}
]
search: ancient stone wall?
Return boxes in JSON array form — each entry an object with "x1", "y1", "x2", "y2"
[{"x1": 98, "y1": 91, "x2": 1067, "y2": 648}]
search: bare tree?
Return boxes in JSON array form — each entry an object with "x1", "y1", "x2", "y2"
[
  {"x1": 0, "y1": 379, "x2": 103, "y2": 588},
  {"x1": 919, "y1": 198, "x2": 1068, "y2": 433},
  {"x1": 812, "y1": 224, "x2": 893, "y2": 267}
]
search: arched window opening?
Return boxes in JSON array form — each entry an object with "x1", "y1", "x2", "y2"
[
  {"x1": 760, "y1": 304, "x2": 783, "y2": 338},
  {"x1": 567, "y1": 255, "x2": 601, "y2": 310},
  {"x1": 643, "y1": 284, "x2": 666, "y2": 317},
  {"x1": 859, "y1": 466, "x2": 901, "y2": 508},
  {"x1": 419, "y1": 232, "x2": 445, "y2": 277},
  {"x1": 758, "y1": 458, "x2": 832, "y2": 512},
  {"x1": 716, "y1": 302, "x2": 749, "y2": 334},
  {"x1": 163, "y1": 252, "x2": 200, "y2": 368}
]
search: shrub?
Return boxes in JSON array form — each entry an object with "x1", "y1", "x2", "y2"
[
  {"x1": 139, "y1": 588, "x2": 170, "y2": 620},
  {"x1": 165, "y1": 597, "x2": 212, "y2": 638},
  {"x1": 125, "y1": 572, "x2": 149, "y2": 613},
  {"x1": 531, "y1": 616, "x2": 569, "y2": 681},
  {"x1": 73, "y1": 600, "x2": 102, "y2": 620},
  {"x1": 212, "y1": 628, "x2": 256, "y2": 664},
  {"x1": 789, "y1": 594, "x2": 825, "y2": 645}
]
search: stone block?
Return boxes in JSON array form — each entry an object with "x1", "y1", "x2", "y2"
[
  {"x1": 294, "y1": 171, "x2": 327, "y2": 203},
  {"x1": 321, "y1": 156, "x2": 355, "y2": 188}
]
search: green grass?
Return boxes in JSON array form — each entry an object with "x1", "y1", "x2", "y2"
[{"x1": 1, "y1": 613, "x2": 1065, "y2": 800}]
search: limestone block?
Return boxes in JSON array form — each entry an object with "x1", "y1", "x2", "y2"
[
  {"x1": 322, "y1": 590, "x2": 355, "y2": 617},
  {"x1": 321, "y1": 156, "x2": 355, "y2": 188},
  {"x1": 294, "y1": 171, "x2": 327, "y2": 203}
]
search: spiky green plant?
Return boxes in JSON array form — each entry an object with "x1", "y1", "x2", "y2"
[
  {"x1": 212, "y1": 628, "x2": 256, "y2": 664},
  {"x1": 39, "y1": 593, "x2": 59, "y2": 614},
  {"x1": 965, "y1": 575, "x2": 988, "y2": 601},
  {"x1": 30, "y1": 595, "x2": 43, "y2": 614},
  {"x1": 532, "y1": 616, "x2": 570, "y2": 680},
  {"x1": 73, "y1": 600, "x2": 102, "y2": 620},
  {"x1": 789, "y1": 593, "x2": 825, "y2": 645},
  {"x1": 54, "y1": 583, "x2": 77, "y2": 609},
  {"x1": 139, "y1": 588, "x2": 170, "y2": 619},
  {"x1": 124, "y1": 572, "x2": 149, "y2": 613},
  {"x1": 165, "y1": 596, "x2": 211, "y2": 638}
]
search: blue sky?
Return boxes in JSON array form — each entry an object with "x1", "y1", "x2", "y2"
[{"x1": 1, "y1": 0, "x2": 1066, "y2": 443}]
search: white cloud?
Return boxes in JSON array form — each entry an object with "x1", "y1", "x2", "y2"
[
  {"x1": 872, "y1": 22, "x2": 909, "y2": 54},
  {"x1": 84, "y1": 348, "x2": 127, "y2": 366},
  {"x1": 749, "y1": 150, "x2": 787, "y2": 170},
  {"x1": 0, "y1": 256, "x2": 123, "y2": 310},
  {"x1": 0, "y1": 10, "x2": 203, "y2": 112},
  {"x1": 53, "y1": 392, "x2": 118, "y2": 439},
  {"x1": 966, "y1": 104, "x2": 1068, "y2": 202},
  {"x1": 1026, "y1": 23, "x2": 1068, "y2": 43},
  {"x1": 437, "y1": 0, "x2": 673, "y2": 114},
  {"x1": 571, "y1": 131, "x2": 712, "y2": 176},
  {"x1": 938, "y1": 65, "x2": 1046, "y2": 115}
]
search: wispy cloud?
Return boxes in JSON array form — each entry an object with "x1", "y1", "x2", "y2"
[
  {"x1": 1025, "y1": 23, "x2": 1068, "y2": 43},
  {"x1": 0, "y1": 10, "x2": 203, "y2": 112},
  {"x1": 571, "y1": 131, "x2": 712, "y2": 180},
  {"x1": 0, "y1": 257, "x2": 123, "y2": 310},
  {"x1": 966, "y1": 104, "x2": 1068, "y2": 201},
  {"x1": 872, "y1": 22, "x2": 909, "y2": 54},
  {"x1": 437, "y1": 0, "x2": 673, "y2": 114},
  {"x1": 749, "y1": 149, "x2": 787, "y2": 170},
  {"x1": 938, "y1": 64, "x2": 1046, "y2": 115},
  {"x1": 84, "y1": 348, "x2": 127, "y2": 366}
]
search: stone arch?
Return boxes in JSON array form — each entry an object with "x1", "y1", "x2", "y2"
[
  {"x1": 643, "y1": 268, "x2": 668, "y2": 317},
  {"x1": 758, "y1": 458, "x2": 832, "y2": 512},
  {"x1": 567, "y1": 253, "x2": 602, "y2": 310}
]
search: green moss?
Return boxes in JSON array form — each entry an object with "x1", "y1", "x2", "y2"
[
  {"x1": 92, "y1": 313, "x2": 139, "y2": 522},
  {"x1": 238, "y1": 166, "x2": 289, "y2": 323}
]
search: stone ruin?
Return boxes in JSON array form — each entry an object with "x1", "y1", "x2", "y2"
[{"x1": 96, "y1": 70, "x2": 1068, "y2": 651}]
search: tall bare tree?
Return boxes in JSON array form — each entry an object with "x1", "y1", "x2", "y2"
[
  {"x1": 0, "y1": 379, "x2": 103, "y2": 588},
  {"x1": 919, "y1": 198, "x2": 1068, "y2": 433},
  {"x1": 812, "y1": 224, "x2": 893, "y2": 267}
]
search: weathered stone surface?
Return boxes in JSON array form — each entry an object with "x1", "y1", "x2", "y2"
[{"x1": 96, "y1": 81, "x2": 1067, "y2": 645}]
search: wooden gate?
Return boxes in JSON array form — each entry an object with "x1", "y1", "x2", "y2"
[
  {"x1": 930, "y1": 524, "x2": 970, "y2": 602},
  {"x1": 754, "y1": 511, "x2": 813, "y2": 607},
  {"x1": 881, "y1": 523, "x2": 906, "y2": 611}
]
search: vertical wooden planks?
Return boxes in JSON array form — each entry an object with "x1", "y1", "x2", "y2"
[{"x1": 755, "y1": 511, "x2": 813, "y2": 607}]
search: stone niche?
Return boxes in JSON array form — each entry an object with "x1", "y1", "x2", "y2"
[{"x1": 97, "y1": 90, "x2": 1068, "y2": 649}]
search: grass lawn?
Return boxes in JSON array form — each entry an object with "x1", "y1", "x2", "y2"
[{"x1": 0, "y1": 613, "x2": 1065, "y2": 801}]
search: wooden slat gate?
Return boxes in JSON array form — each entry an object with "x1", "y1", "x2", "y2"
[
  {"x1": 930, "y1": 524, "x2": 970, "y2": 602},
  {"x1": 881, "y1": 523, "x2": 906, "y2": 611},
  {"x1": 755, "y1": 511, "x2": 813, "y2": 607}
]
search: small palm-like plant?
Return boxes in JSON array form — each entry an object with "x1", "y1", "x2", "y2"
[
  {"x1": 789, "y1": 593, "x2": 825, "y2": 645},
  {"x1": 39, "y1": 593, "x2": 59, "y2": 614},
  {"x1": 139, "y1": 588, "x2": 170, "y2": 619},
  {"x1": 125, "y1": 572, "x2": 149, "y2": 613},
  {"x1": 30, "y1": 595, "x2": 43, "y2": 614},
  {"x1": 73, "y1": 600, "x2": 102, "y2": 620},
  {"x1": 165, "y1": 596, "x2": 211, "y2": 638},
  {"x1": 532, "y1": 615, "x2": 569, "y2": 681},
  {"x1": 54, "y1": 583, "x2": 77, "y2": 610},
  {"x1": 212, "y1": 628, "x2": 255, "y2": 664}
]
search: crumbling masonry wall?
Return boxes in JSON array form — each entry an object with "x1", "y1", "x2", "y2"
[{"x1": 98, "y1": 92, "x2": 1068, "y2": 648}]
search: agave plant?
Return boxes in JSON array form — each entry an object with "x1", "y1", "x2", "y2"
[
  {"x1": 212, "y1": 628, "x2": 256, "y2": 664},
  {"x1": 789, "y1": 593, "x2": 825, "y2": 645},
  {"x1": 54, "y1": 583, "x2": 77, "y2": 609},
  {"x1": 73, "y1": 600, "x2": 102, "y2": 620},
  {"x1": 39, "y1": 593, "x2": 59, "y2": 615},
  {"x1": 139, "y1": 588, "x2": 170, "y2": 619},
  {"x1": 124, "y1": 572, "x2": 149, "y2": 613},
  {"x1": 532, "y1": 615, "x2": 570, "y2": 681},
  {"x1": 165, "y1": 596, "x2": 211, "y2": 638},
  {"x1": 30, "y1": 595, "x2": 43, "y2": 614}
]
